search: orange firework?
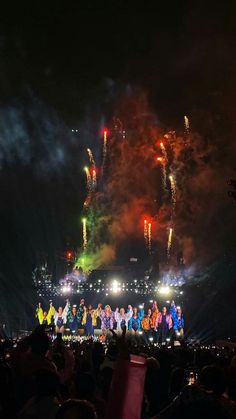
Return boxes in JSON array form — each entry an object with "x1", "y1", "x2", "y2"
[
  {"x1": 92, "y1": 169, "x2": 97, "y2": 191},
  {"x1": 144, "y1": 219, "x2": 148, "y2": 248},
  {"x1": 148, "y1": 222, "x2": 152, "y2": 254}
]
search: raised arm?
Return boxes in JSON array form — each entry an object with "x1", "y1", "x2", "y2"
[
  {"x1": 126, "y1": 305, "x2": 133, "y2": 321},
  {"x1": 47, "y1": 302, "x2": 55, "y2": 324},
  {"x1": 114, "y1": 308, "x2": 120, "y2": 322}
]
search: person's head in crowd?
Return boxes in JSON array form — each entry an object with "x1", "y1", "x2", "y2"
[
  {"x1": 147, "y1": 308, "x2": 152, "y2": 317},
  {"x1": 29, "y1": 329, "x2": 50, "y2": 357},
  {"x1": 80, "y1": 299, "x2": 85, "y2": 306},
  {"x1": 34, "y1": 369, "x2": 60, "y2": 397},
  {"x1": 43, "y1": 311, "x2": 47, "y2": 319},
  {"x1": 199, "y1": 365, "x2": 226, "y2": 397},
  {"x1": 56, "y1": 399, "x2": 96, "y2": 419},
  {"x1": 88, "y1": 304, "x2": 93, "y2": 311},
  {"x1": 72, "y1": 306, "x2": 77, "y2": 315}
]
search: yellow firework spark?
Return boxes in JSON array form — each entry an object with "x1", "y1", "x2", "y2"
[
  {"x1": 82, "y1": 218, "x2": 88, "y2": 250},
  {"x1": 167, "y1": 227, "x2": 173, "y2": 258},
  {"x1": 87, "y1": 148, "x2": 96, "y2": 167},
  {"x1": 169, "y1": 174, "x2": 177, "y2": 209},
  {"x1": 184, "y1": 115, "x2": 190, "y2": 132}
]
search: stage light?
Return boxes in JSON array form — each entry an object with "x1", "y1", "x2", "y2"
[
  {"x1": 159, "y1": 286, "x2": 171, "y2": 295},
  {"x1": 149, "y1": 300, "x2": 153, "y2": 303},
  {"x1": 138, "y1": 331, "x2": 143, "y2": 335},
  {"x1": 166, "y1": 338, "x2": 170, "y2": 342},
  {"x1": 111, "y1": 279, "x2": 119, "y2": 294}
]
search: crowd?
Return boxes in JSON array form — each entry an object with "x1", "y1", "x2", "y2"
[
  {"x1": 0, "y1": 326, "x2": 236, "y2": 418},
  {"x1": 35, "y1": 299, "x2": 185, "y2": 344}
]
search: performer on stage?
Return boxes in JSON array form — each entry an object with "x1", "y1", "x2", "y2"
[
  {"x1": 35, "y1": 301, "x2": 55, "y2": 326},
  {"x1": 67, "y1": 304, "x2": 81, "y2": 334},
  {"x1": 151, "y1": 300, "x2": 159, "y2": 343},
  {"x1": 115, "y1": 305, "x2": 133, "y2": 332},
  {"x1": 77, "y1": 298, "x2": 85, "y2": 328},
  {"x1": 53, "y1": 300, "x2": 69, "y2": 334},
  {"x1": 170, "y1": 301, "x2": 184, "y2": 339},
  {"x1": 128, "y1": 305, "x2": 144, "y2": 332},
  {"x1": 141, "y1": 308, "x2": 152, "y2": 343},
  {"x1": 155, "y1": 306, "x2": 173, "y2": 344},
  {"x1": 99, "y1": 305, "x2": 115, "y2": 335},
  {"x1": 82, "y1": 304, "x2": 102, "y2": 337}
]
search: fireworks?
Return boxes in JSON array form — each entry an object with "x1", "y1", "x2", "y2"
[
  {"x1": 87, "y1": 148, "x2": 96, "y2": 167},
  {"x1": 144, "y1": 219, "x2": 148, "y2": 248},
  {"x1": 92, "y1": 169, "x2": 97, "y2": 191},
  {"x1": 156, "y1": 155, "x2": 167, "y2": 190},
  {"x1": 82, "y1": 218, "x2": 88, "y2": 250},
  {"x1": 167, "y1": 227, "x2": 173, "y2": 258},
  {"x1": 184, "y1": 115, "x2": 190, "y2": 133},
  {"x1": 148, "y1": 222, "x2": 152, "y2": 254},
  {"x1": 169, "y1": 174, "x2": 177, "y2": 210},
  {"x1": 102, "y1": 129, "x2": 108, "y2": 172},
  {"x1": 84, "y1": 166, "x2": 92, "y2": 191},
  {"x1": 83, "y1": 167, "x2": 92, "y2": 207},
  {"x1": 160, "y1": 141, "x2": 168, "y2": 162}
]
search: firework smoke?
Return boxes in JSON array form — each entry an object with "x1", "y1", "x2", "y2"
[{"x1": 76, "y1": 90, "x2": 236, "y2": 273}]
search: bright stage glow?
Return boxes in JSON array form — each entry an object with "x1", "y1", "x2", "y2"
[
  {"x1": 111, "y1": 279, "x2": 120, "y2": 294},
  {"x1": 62, "y1": 285, "x2": 71, "y2": 294},
  {"x1": 158, "y1": 286, "x2": 171, "y2": 295}
]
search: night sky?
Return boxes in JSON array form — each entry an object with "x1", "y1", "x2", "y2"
[{"x1": 0, "y1": 2, "x2": 236, "y2": 328}]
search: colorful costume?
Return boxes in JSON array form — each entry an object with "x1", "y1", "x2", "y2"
[
  {"x1": 82, "y1": 306, "x2": 101, "y2": 336},
  {"x1": 170, "y1": 303, "x2": 184, "y2": 338},
  {"x1": 35, "y1": 304, "x2": 55, "y2": 326},
  {"x1": 115, "y1": 308, "x2": 133, "y2": 332},
  {"x1": 128, "y1": 309, "x2": 144, "y2": 332},
  {"x1": 67, "y1": 305, "x2": 81, "y2": 333},
  {"x1": 100, "y1": 306, "x2": 115, "y2": 332},
  {"x1": 141, "y1": 314, "x2": 152, "y2": 344},
  {"x1": 53, "y1": 301, "x2": 69, "y2": 333},
  {"x1": 156, "y1": 312, "x2": 173, "y2": 343}
]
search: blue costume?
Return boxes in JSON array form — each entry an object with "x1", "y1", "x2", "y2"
[
  {"x1": 128, "y1": 309, "x2": 144, "y2": 331},
  {"x1": 170, "y1": 303, "x2": 184, "y2": 331}
]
